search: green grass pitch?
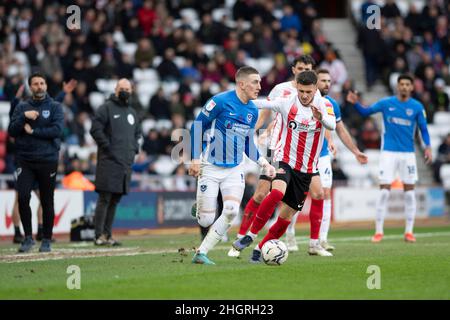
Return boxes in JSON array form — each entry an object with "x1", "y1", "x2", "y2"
[{"x1": 0, "y1": 226, "x2": 449, "y2": 299}]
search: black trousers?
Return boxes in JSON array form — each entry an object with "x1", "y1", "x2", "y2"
[
  {"x1": 16, "y1": 160, "x2": 58, "y2": 239},
  {"x1": 94, "y1": 191, "x2": 122, "y2": 238}
]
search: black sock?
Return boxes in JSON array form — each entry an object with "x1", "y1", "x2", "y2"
[
  {"x1": 38, "y1": 224, "x2": 43, "y2": 230},
  {"x1": 14, "y1": 226, "x2": 21, "y2": 235}
]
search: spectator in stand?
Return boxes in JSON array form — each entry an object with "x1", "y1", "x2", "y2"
[
  {"x1": 433, "y1": 133, "x2": 450, "y2": 183},
  {"x1": 320, "y1": 47, "x2": 348, "y2": 87},
  {"x1": 134, "y1": 38, "x2": 155, "y2": 69},
  {"x1": 148, "y1": 87, "x2": 171, "y2": 119},
  {"x1": 359, "y1": 118, "x2": 381, "y2": 150},
  {"x1": 280, "y1": 4, "x2": 302, "y2": 33},
  {"x1": 432, "y1": 78, "x2": 450, "y2": 112},
  {"x1": 138, "y1": 0, "x2": 157, "y2": 37},
  {"x1": 157, "y1": 47, "x2": 181, "y2": 82},
  {"x1": 381, "y1": 0, "x2": 402, "y2": 20}
]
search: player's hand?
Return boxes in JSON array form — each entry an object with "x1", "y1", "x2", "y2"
[
  {"x1": 15, "y1": 84, "x2": 25, "y2": 99},
  {"x1": 24, "y1": 110, "x2": 39, "y2": 120},
  {"x1": 63, "y1": 79, "x2": 78, "y2": 94},
  {"x1": 24, "y1": 123, "x2": 33, "y2": 134},
  {"x1": 424, "y1": 148, "x2": 432, "y2": 164},
  {"x1": 346, "y1": 91, "x2": 359, "y2": 104},
  {"x1": 264, "y1": 164, "x2": 276, "y2": 179},
  {"x1": 188, "y1": 159, "x2": 201, "y2": 177},
  {"x1": 355, "y1": 151, "x2": 368, "y2": 164},
  {"x1": 328, "y1": 140, "x2": 337, "y2": 157},
  {"x1": 310, "y1": 104, "x2": 323, "y2": 121}
]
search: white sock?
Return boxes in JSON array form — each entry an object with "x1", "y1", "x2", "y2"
[
  {"x1": 319, "y1": 199, "x2": 332, "y2": 241},
  {"x1": 248, "y1": 231, "x2": 258, "y2": 240},
  {"x1": 198, "y1": 214, "x2": 230, "y2": 254},
  {"x1": 375, "y1": 189, "x2": 390, "y2": 234},
  {"x1": 404, "y1": 190, "x2": 416, "y2": 234},
  {"x1": 236, "y1": 234, "x2": 244, "y2": 239},
  {"x1": 309, "y1": 238, "x2": 319, "y2": 247},
  {"x1": 286, "y1": 211, "x2": 299, "y2": 236}
]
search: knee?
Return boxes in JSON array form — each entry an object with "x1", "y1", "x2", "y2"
[
  {"x1": 198, "y1": 213, "x2": 216, "y2": 228},
  {"x1": 310, "y1": 190, "x2": 324, "y2": 200},
  {"x1": 222, "y1": 200, "x2": 240, "y2": 223},
  {"x1": 253, "y1": 191, "x2": 267, "y2": 203},
  {"x1": 18, "y1": 193, "x2": 31, "y2": 205}
]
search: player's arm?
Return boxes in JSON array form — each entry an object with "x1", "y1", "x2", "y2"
[
  {"x1": 8, "y1": 102, "x2": 27, "y2": 137},
  {"x1": 189, "y1": 99, "x2": 221, "y2": 176},
  {"x1": 245, "y1": 133, "x2": 275, "y2": 178},
  {"x1": 312, "y1": 101, "x2": 336, "y2": 130},
  {"x1": 252, "y1": 98, "x2": 283, "y2": 113},
  {"x1": 336, "y1": 121, "x2": 368, "y2": 164},
  {"x1": 31, "y1": 103, "x2": 64, "y2": 139},
  {"x1": 255, "y1": 108, "x2": 271, "y2": 131},
  {"x1": 417, "y1": 108, "x2": 432, "y2": 164},
  {"x1": 346, "y1": 91, "x2": 384, "y2": 116}
]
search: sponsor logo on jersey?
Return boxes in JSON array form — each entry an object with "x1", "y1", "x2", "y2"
[
  {"x1": 387, "y1": 117, "x2": 412, "y2": 126},
  {"x1": 205, "y1": 100, "x2": 216, "y2": 111}
]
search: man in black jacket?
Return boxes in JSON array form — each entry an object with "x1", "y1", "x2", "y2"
[
  {"x1": 8, "y1": 72, "x2": 64, "y2": 253},
  {"x1": 90, "y1": 78, "x2": 141, "y2": 246}
]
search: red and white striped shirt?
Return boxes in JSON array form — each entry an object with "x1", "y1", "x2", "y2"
[{"x1": 254, "y1": 94, "x2": 335, "y2": 173}]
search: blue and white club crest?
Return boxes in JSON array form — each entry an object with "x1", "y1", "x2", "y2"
[
  {"x1": 42, "y1": 110, "x2": 50, "y2": 118},
  {"x1": 406, "y1": 109, "x2": 413, "y2": 116},
  {"x1": 200, "y1": 184, "x2": 207, "y2": 192},
  {"x1": 246, "y1": 113, "x2": 253, "y2": 123}
]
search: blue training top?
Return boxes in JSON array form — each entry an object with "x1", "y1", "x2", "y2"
[
  {"x1": 190, "y1": 90, "x2": 260, "y2": 167},
  {"x1": 354, "y1": 96, "x2": 431, "y2": 152},
  {"x1": 320, "y1": 95, "x2": 342, "y2": 157}
]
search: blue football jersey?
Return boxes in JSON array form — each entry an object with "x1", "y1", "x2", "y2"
[
  {"x1": 191, "y1": 90, "x2": 260, "y2": 167},
  {"x1": 320, "y1": 96, "x2": 342, "y2": 157},
  {"x1": 354, "y1": 96, "x2": 430, "y2": 152}
]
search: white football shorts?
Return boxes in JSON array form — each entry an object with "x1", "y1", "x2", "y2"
[
  {"x1": 379, "y1": 151, "x2": 418, "y2": 185},
  {"x1": 318, "y1": 155, "x2": 333, "y2": 189}
]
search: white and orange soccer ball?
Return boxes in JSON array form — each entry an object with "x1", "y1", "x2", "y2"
[{"x1": 261, "y1": 239, "x2": 288, "y2": 266}]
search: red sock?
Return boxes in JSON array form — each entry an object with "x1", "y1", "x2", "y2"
[
  {"x1": 238, "y1": 198, "x2": 260, "y2": 236},
  {"x1": 250, "y1": 189, "x2": 284, "y2": 235},
  {"x1": 258, "y1": 216, "x2": 291, "y2": 249},
  {"x1": 310, "y1": 198, "x2": 324, "y2": 240}
]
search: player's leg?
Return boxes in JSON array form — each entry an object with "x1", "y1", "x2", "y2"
[
  {"x1": 232, "y1": 165, "x2": 289, "y2": 252},
  {"x1": 15, "y1": 162, "x2": 37, "y2": 252},
  {"x1": 35, "y1": 161, "x2": 57, "y2": 252},
  {"x1": 285, "y1": 210, "x2": 299, "y2": 251},
  {"x1": 318, "y1": 155, "x2": 334, "y2": 251},
  {"x1": 237, "y1": 177, "x2": 271, "y2": 238},
  {"x1": 94, "y1": 191, "x2": 113, "y2": 245},
  {"x1": 194, "y1": 166, "x2": 243, "y2": 264},
  {"x1": 402, "y1": 152, "x2": 418, "y2": 242},
  {"x1": 308, "y1": 174, "x2": 326, "y2": 252},
  {"x1": 12, "y1": 191, "x2": 24, "y2": 243},
  {"x1": 373, "y1": 151, "x2": 396, "y2": 242},
  {"x1": 250, "y1": 202, "x2": 297, "y2": 263},
  {"x1": 192, "y1": 164, "x2": 221, "y2": 264}
]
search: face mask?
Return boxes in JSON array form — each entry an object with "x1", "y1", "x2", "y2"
[{"x1": 118, "y1": 90, "x2": 130, "y2": 102}]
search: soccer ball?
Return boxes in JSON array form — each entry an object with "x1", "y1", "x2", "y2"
[{"x1": 261, "y1": 239, "x2": 288, "y2": 266}]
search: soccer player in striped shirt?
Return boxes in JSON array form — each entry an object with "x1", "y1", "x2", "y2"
[
  {"x1": 232, "y1": 70, "x2": 336, "y2": 261},
  {"x1": 347, "y1": 73, "x2": 432, "y2": 243}
]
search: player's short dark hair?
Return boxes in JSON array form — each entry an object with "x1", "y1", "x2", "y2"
[
  {"x1": 296, "y1": 70, "x2": 317, "y2": 85},
  {"x1": 28, "y1": 72, "x2": 47, "y2": 86},
  {"x1": 397, "y1": 73, "x2": 414, "y2": 84},
  {"x1": 292, "y1": 55, "x2": 316, "y2": 68},
  {"x1": 235, "y1": 66, "x2": 259, "y2": 81},
  {"x1": 316, "y1": 68, "x2": 330, "y2": 75}
]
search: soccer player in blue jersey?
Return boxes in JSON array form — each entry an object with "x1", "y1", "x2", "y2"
[
  {"x1": 347, "y1": 74, "x2": 432, "y2": 243},
  {"x1": 188, "y1": 66, "x2": 276, "y2": 265}
]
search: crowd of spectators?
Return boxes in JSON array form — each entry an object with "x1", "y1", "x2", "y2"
[{"x1": 0, "y1": 0, "x2": 341, "y2": 188}]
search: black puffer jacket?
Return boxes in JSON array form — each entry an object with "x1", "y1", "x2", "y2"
[
  {"x1": 8, "y1": 95, "x2": 64, "y2": 162},
  {"x1": 90, "y1": 94, "x2": 141, "y2": 194}
]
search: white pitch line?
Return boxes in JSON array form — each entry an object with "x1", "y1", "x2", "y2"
[{"x1": 1, "y1": 231, "x2": 449, "y2": 264}]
